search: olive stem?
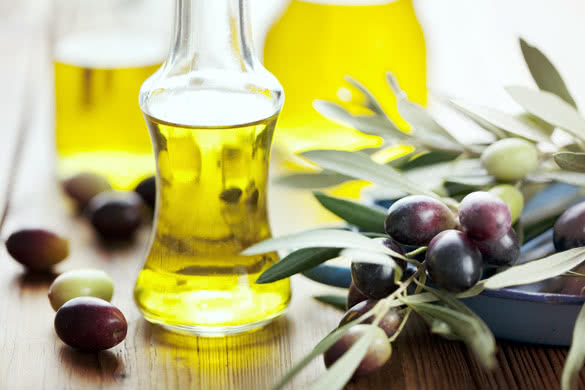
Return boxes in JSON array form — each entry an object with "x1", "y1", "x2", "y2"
[{"x1": 405, "y1": 246, "x2": 427, "y2": 259}]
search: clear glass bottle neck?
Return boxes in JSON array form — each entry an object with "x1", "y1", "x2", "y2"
[{"x1": 167, "y1": 0, "x2": 257, "y2": 72}]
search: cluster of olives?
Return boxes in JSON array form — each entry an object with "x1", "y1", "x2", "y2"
[
  {"x1": 387, "y1": 191, "x2": 520, "y2": 293},
  {"x1": 48, "y1": 269, "x2": 127, "y2": 351},
  {"x1": 63, "y1": 173, "x2": 156, "y2": 240},
  {"x1": 324, "y1": 190, "x2": 523, "y2": 375}
]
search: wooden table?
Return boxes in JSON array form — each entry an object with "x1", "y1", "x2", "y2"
[{"x1": 2, "y1": 18, "x2": 585, "y2": 390}]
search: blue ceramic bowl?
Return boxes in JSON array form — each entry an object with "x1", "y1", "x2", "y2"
[{"x1": 303, "y1": 184, "x2": 585, "y2": 346}]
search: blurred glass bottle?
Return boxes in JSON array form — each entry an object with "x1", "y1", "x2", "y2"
[
  {"x1": 263, "y1": 0, "x2": 427, "y2": 153},
  {"x1": 52, "y1": 0, "x2": 172, "y2": 189}
]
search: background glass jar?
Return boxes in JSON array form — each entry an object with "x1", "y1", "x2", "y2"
[
  {"x1": 52, "y1": 0, "x2": 172, "y2": 189},
  {"x1": 263, "y1": 0, "x2": 427, "y2": 153}
]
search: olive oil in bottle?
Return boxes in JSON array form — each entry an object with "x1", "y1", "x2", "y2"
[
  {"x1": 54, "y1": 30, "x2": 166, "y2": 189},
  {"x1": 134, "y1": 0, "x2": 290, "y2": 335}
]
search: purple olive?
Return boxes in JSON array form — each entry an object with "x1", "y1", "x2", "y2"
[
  {"x1": 63, "y1": 173, "x2": 111, "y2": 209},
  {"x1": 339, "y1": 299, "x2": 402, "y2": 337},
  {"x1": 458, "y1": 191, "x2": 511, "y2": 241},
  {"x1": 347, "y1": 282, "x2": 369, "y2": 310},
  {"x1": 473, "y1": 228, "x2": 520, "y2": 266},
  {"x1": 554, "y1": 201, "x2": 585, "y2": 252},
  {"x1": 5, "y1": 229, "x2": 69, "y2": 271},
  {"x1": 134, "y1": 176, "x2": 156, "y2": 210},
  {"x1": 324, "y1": 325, "x2": 391, "y2": 377},
  {"x1": 385, "y1": 195, "x2": 456, "y2": 247},
  {"x1": 86, "y1": 191, "x2": 143, "y2": 239},
  {"x1": 426, "y1": 230, "x2": 483, "y2": 293},
  {"x1": 54, "y1": 297, "x2": 127, "y2": 351}
]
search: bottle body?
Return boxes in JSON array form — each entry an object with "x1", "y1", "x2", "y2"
[
  {"x1": 134, "y1": 0, "x2": 290, "y2": 335},
  {"x1": 53, "y1": 1, "x2": 171, "y2": 189},
  {"x1": 263, "y1": 0, "x2": 427, "y2": 153}
]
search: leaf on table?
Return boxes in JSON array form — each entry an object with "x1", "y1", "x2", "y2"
[
  {"x1": 407, "y1": 302, "x2": 496, "y2": 370},
  {"x1": 561, "y1": 303, "x2": 585, "y2": 390},
  {"x1": 243, "y1": 228, "x2": 397, "y2": 257},
  {"x1": 256, "y1": 247, "x2": 342, "y2": 284},
  {"x1": 313, "y1": 192, "x2": 386, "y2": 233},
  {"x1": 519, "y1": 38, "x2": 577, "y2": 108},
  {"x1": 506, "y1": 86, "x2": 585, "y2": 142},
  {"x1": 301, "y1": 150, "x2": 440, "y2": 199},
  {"x1": 314, "y1": 295, "x2": 347, "y2": 310},
  {"x1": 308, "y1": 325, "x2": 377, "y2": 390},
  {"x1": 450, "y1": 99, "x2": 551, "y2": 144},
  {"x1": 554, "y1": 152, "x2": 585, "y2": 172},
  {"x1": 275, "y1": 171, "x2": 352, "y2": 189},
  {"x1": 482, "y1": 247, "x2": 585, "y2": 289},
  {"x1": 313, "y1": 100, "x2": 406, "y2": 140}
]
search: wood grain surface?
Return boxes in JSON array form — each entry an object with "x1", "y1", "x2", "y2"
[{"x1": 2, "y1": 16, "x2": 585, "y2": 390}]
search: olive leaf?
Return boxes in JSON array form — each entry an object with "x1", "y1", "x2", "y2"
[
  {"x1": 313, "y1": 100, "x2": 405, "y2": 140},
  {"x1": 482, "y1": 247, "x2": 585, "y2": 289},
  {"x1": 407, "y1": 302, "x2": 496, "y2": 370},
  {"x1": 275, "y1": 171, "x2": 352, "y2": 189},
  {"x1": 386, "y1": 72, "x2": 463, "y2": 152},
  {"x1": 344, "y1": 75, "x2": 386, "y2": 116},
  {"x1": 446, "y1": 99, "x2": 507, "y2": 139},
  {"x1": 400, "y1": 150, "x2": 461, "y2": 171},
  {"x1": 243, "y1": 229, "x2": 403, "y2": 259},
  {"x1": 308, "y1": 325, "x2": 377, "y2": 390},
  {"x1": 554, "y1": 152, "x2": 585, "y2": 172},
  {"x1": 519, "y1": 38, "x2": 577, "y2": 108},
  {"x1": 536, "y1": 171, "x2": 585, "y2": 187},
  {"x1": 301, "y1": 150, "x2": 440, "y2": 199},
  {"x1": 256, "y1": 247, "x2": 341, "y2": 284},
  {"x1": 314, "y1": 295, "x2": 347, "y2": 310},
  {"x1": 449, "y1": 99, "x2": 551, "y2": 144},
  {"x1": 445, "y1": 175, "x2": 496, "y2": 188},
  {"x1": 313, "y1": 192, "x2": 386, "y2": 233},
  {"x1": 271, "y1": 316, "x2": 365, "y2": 390},
  {"x1": 561, "y1": 304, "x2": 585, "y2": 390},
  {"x1": 506, "y1": 86, "x2": 585, "y2": 142}
]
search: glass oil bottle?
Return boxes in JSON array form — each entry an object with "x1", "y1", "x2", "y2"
[
  {"x1": 53, "y1": 1, "x2": 171, "y2": 189},
  {"x1": 134, "y1": 0, "x2": 291, "y2": 335},
  {"x1": 263, "y1": 0, "x2": 427, "y2": 153}
]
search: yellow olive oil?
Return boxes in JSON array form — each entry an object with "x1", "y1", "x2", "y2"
[
  {"x1": 134, "y1": 91, "x2": 291, "y2": 333},
  {"x1": 54, "y1": 32, "x2": 165, "y2": 189},
  {"x1": 263, "y1": 0, "x2": 427, "y2": 153}
]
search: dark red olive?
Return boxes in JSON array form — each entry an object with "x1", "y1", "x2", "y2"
[
  {"x1": 339, "y1": 299, "x2": 402, "y2": 337},
  {"x1": 324, "y1": 325, "x2": 391, "y2": 377},
  {"x1": 5, "y1": 229, "x2": 69, "y2": 271},
  {"x1": 385, "y1": 195, "x2": 456, "y2": 247},
  {"x1": 426, "y1": 230, "x2": 483, "y2": 293},
  {"x1": 347, "y1": 282, "x2": 369, "y2": 309},
  {"x1": 63, "y1": 173, "x2": 111, "y2": 209},
  {"x1": 473, "y1": 228, "x2": 520, "y2": 266},
  {"x1": 459, "y1": 191, "x2": 511, "y2": 241},
  {"x1": 134, "y1": 176, "x2": 156, "y2": 210},
  {"x1": 554, "y1": 201, "x2": 585, "y2": 252},
  {"x1": 54, "y1": 297, "x2": 127, "y2": 351},
  {"x1": 86, "y1": 191, "x2": 143, "y2": 239}
]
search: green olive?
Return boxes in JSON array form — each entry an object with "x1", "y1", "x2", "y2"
[
  {"x1": 489, "y1": 184, "x2": 524, "y2": 224},
  {"x1": 48, "y1": 269, "x2": 114, "y2": 311},
  {"x1": 481, "y1": 138, "x2": 539, "y2": 181}
]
